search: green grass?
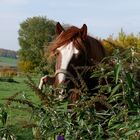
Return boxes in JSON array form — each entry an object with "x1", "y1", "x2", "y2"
[
  {"x1": 0, "y1": 56, "x2": 17, "y2": 67},
  {"x1": 0, "y1": 75, "x2": 41, "y2": 121},
  {"x1": 0, "y1": 76, "x2": 39, "y2": 101},
  {"x1": 0, "y1": 75, "x2": 41, "y2": 139}
]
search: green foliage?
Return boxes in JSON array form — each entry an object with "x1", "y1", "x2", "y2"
[
  {"x1": 0, "y1": 104, "x2": 16, "y2": 140},
  {"x1": 1, "y1": 30, "x2": 140, "y2": 139},
  {"x1": 103, "y1": 29, "x2": 140, "y2": 54},
  {"x1": 18, "y1": 60, "x2": 35, "y2": 73},
  {"x1": 1, "y1": 45, "x2": 139, "y2": 139},
  {"x1": 0, "y1": 76, "x2": 40, "y2": 139},
  {"x1": 18, "y1": 16, "x2": 56, "y2": 73}
]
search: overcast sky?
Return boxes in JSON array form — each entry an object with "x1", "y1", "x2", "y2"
[{"x1": 0, "y1": 0, "x2": 140, "y2": 51}]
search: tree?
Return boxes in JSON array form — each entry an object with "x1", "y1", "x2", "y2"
[{"x1": 18, "y1": 16, "x2": 56, "y2": 73}]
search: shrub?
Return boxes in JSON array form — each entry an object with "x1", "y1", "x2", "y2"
[
  {"x1": 0, "y1": 66, "x2": 17, "y2": 77},
  {"x1": 18, "y1": 61, "x2": 35, "y2": 73}
]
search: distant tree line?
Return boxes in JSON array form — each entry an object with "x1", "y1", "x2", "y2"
[{"x1": 0, "y1": 48, "x2": 17, "y2": 59}]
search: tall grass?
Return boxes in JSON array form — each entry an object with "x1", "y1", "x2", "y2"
[
  {"x1": 0, "y1": 31, "x2": 140, "y2": 140},
  {"x1": 0, "y1": 46, "x2": 139, "y2": 140}
]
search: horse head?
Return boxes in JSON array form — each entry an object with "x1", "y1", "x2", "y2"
[
  {"x1": 39, "y1": 22, "x2": 106, "y2": 94},
  {"x1": 53, "y1": 22, "x2": 88, "y2": 87}
]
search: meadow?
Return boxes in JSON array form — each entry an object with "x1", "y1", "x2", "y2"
[
  {"x1": 0, "y1": 75, "x2": 41, "y2": 103},
  {"x1": 0, "y1": 55, "x2": 40, "y2": 139},
  {"x1": 0, "y1": 75, "x2": 41, "y2": 139},
  {"x1": 0, "y1": 57, "x2": 17, "y2": 67}
]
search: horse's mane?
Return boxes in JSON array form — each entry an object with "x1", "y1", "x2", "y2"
[{"x1": 49, "y1": 26, "x2": 85, "y2": 53}]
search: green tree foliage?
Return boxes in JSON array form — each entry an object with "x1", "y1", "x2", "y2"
[{"x1": 18, "y1": 16, "x2": 56, "y2": 73}]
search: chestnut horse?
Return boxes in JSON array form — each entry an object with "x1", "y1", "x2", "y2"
[{"x1": 39, "y1": 22, "x2": 106, "y2": 99}]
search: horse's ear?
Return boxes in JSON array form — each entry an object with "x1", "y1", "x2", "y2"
[
  {"x1": 80, "y1": 24, "x2": 87, "y2": 40},
  {"x1": 56, "y1": 22, "x2": 65, "y2": 35}
]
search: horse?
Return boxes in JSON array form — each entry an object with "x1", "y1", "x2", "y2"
[{"x1": 38, "y1": 22, "x2": 106, "y2": 100}]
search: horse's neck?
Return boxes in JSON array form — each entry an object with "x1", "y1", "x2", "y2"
[{"x1": 86, "y1": 36, "x2": 106, "y2": 65}]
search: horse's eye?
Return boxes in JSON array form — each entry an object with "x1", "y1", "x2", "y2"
[
  {"x1": 74, "y1": 53, "x2": 79, "y2": 58},
  {"x1": 54, "y1": 51, "x2": 59, "y2": 56}
]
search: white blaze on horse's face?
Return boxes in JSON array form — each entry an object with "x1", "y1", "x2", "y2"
[{"x1": 57, "y1": 42, "x2": 79, "y2": 84}]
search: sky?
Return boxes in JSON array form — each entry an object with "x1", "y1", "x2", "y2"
[{"x1": 0, "y1": 0, "x2": 140, "y2": 51}]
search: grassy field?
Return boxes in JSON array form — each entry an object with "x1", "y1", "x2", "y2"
[
  {"x1": 0, "y1": 75, "x2": 41, "y2": 139},
  {"x1": 0, "y1": 76, "x2": 40, "y2": 101},
  {"x1": 0, "y1": 57, "x2": 38, "y2": 104},
  {"x1": 0, "y1": 56, "x2": 17, "y2": 67},
  {"x1": 0, "y1": 75, "x2": 41, "y2": 122},
  {"x1": 0, "y1": 76, "x2": 39, "y2": 118}
]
